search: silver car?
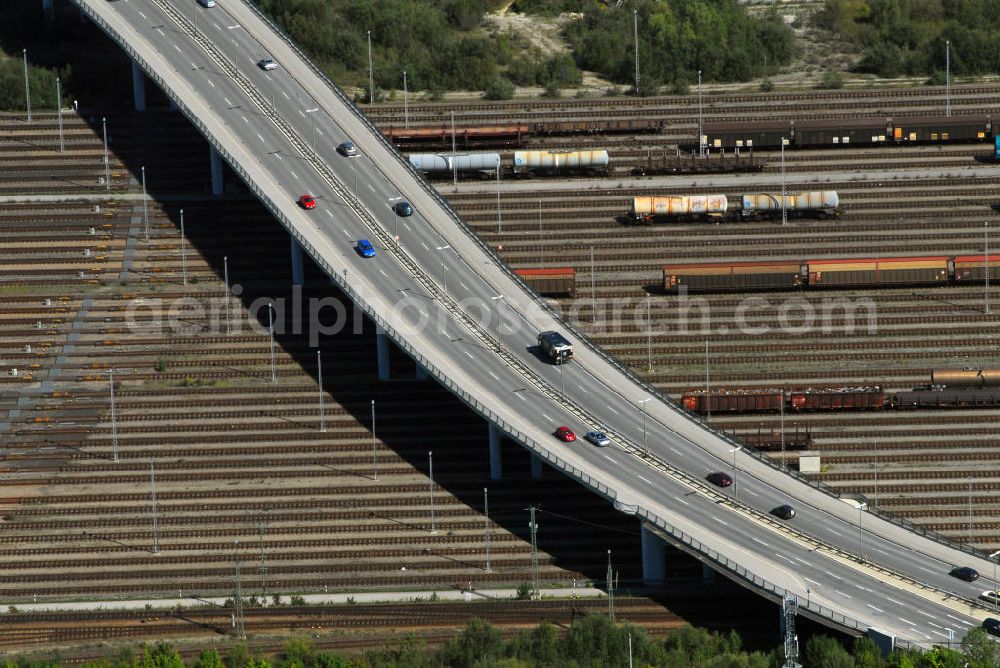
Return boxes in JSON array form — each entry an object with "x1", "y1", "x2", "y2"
[
  {"x1": 257, "y1": 58, "x2": 278, "y2": 71},
  {"x1": 584, "y1": 431, "x2": 611, "y2": 447},
  {"x1": 337, "y1": 141, "x2": 359, "y2": 157}
]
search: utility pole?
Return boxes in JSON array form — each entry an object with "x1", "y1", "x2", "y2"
[
  {"x1": 986, "y1": 221, "x2": 991, "y2": 314},
  {"x1": 538, "y1": 201, "x2": 544, "y2": 267},
  {"x1": 633, "y1": 8, "x2": 639, "y2": 94},
  {"x1": 223, "y1": 256, "x2": 231, "y2": 335},
  {"x1": 429, "y1": 451, "x2": 437, "y2": 534},
  {"x1": 779, "y1": 389, "x2": 786, "y2": 470},
  {"x1": 102, "y1": 117, "x2": 111, "y2": 191},
  {"x1": 528, "y1": 507, "x2": 539, "y2": 599},
  {"x1": 403, "y1": 69, "x2": 408, "y2": 129},
  {"x1": 484, "y1": 488, "x2": 491, "y2": 572},
  {"x1": 258, "y1": 518, "x2": 268, "y2": 598},
  {"x1": 496, "y1": 163, "x2": 502, "y2": 234},
  {"x1": 646, "y1": 295, "x2": 653, "y2": 372},
  {"x1": 233, "y1": 541, "x2": 245, "y2": 639},
  {"x1": 451, "y1": 111, "x2": 457, "y2": 187},
  {"x1": 781, "y1": 138, "x2": 787, "y2": 226},
  {"x1": 591, "y1": 246, "x2": 597, "y2": 323},
  {"x1": 56, "y1": 77, "x2": 64, "y2": 152},
  {"x1": 109, "y1": 367, "x2": 119, "y2": 462},
  {"x1": 150, "y1": 460, "x2": 159, "y2": 554},
  {"x1": 367, "y1": 29, "x2": 374, "y2": 104},
  {"x1": 969, "y1": 476, "x2": 974, "y2": 543},
  {"x1": 697, "y1": 70, "x2": 704, "y2": 157},
  {"x1": 268, "y1": 302, "x2": 276, "y2": 382},
  {"x1": 704, "y1": 340, "x2": 711, "y2": 421},
  {"x1": 179, "y1": 209, "x2": 187, "y2": 287},
  {"x1": 317, "y1": 350, "x2": 325, "y2": 432},
  {"x1": 22, "y1": 49, "x2": 31, "y2": 123},
  {"x1": 873, "y1": 438, "x2": 879, "y2": 509},
  {"x1": 945, "y1": 40, "x2": 951, "y2": 117},
  {"x1": 606, "y1": 549, "x2": 615, "y2": 622},
  {"x1": 142, "y1": 165, "x2": 149, "y2": 241},
  {"x1": 371, "y1": 399, "x2": 378, "y2": 481}
]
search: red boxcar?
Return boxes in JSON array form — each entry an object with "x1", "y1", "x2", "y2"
[
  {"x1": 681, "y1": 391, "x2": 784, "y2": 414},
  {"x1": 514, "y1": 267, "x2": 576, "y2": 297},
  {"x1": 789, "y1": 388, "x2": 885, "y2": 411}
]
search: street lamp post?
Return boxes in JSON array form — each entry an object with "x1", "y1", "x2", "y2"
[
  {"x1": 305, "y1": 107, "x2": 319, "y2": 153},
  {"x1": 226, "y1": 24, "x2": 242, "y2": 78},
  {"x1": 990, "y1": 550, "x2": 1000, "y2": 613},
  {"x1": 436, "y1": 245, "x2": 450, "y2": 296},
  {"x1": 728, "y1": 445, "x2": 742, "y2": 503},
  {"x1": 945, "y1": 40, "x2": 951, "y2": 117},
  {"x1": 56, "y1": 77, "x2": 64, "y2": 152},
  {"x1": 638, "y1": 398, "x2": 651, "y2": 454},
  {"x1": 142, "y1": 165, "x2": 149, "y2": 241},
  {"x1": 180, "y1": 208, "x2": 187, "y2": 287},
  {"x1": 367, "y1": 30, "x2": 374, "y2": 104},
  {"x1": 403, "y1": 69, "x2": 408, "y2": 129},
  {"x1": 697, "y1": 70, "x2": 704, "y2": 157},
  {"x1": 267, "y1": 302, "x2": 276, "y2": 383},
  {"x1": 102, "y1": 116, "x2": 110, "y2": 191},
  {"x1": 22, "y1": 49, "x2": 31, "y2": 123}
]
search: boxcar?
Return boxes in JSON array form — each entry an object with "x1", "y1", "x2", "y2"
[
  {"x1": 892, "y1": 115, "x2": 992, "y2": 143},
  {"x1": 514, "y1": 267, "x2": 576, "y2": 297},
  {"x1": 952, "y1": 255, "x2": 1000, "y2": 282},
  {"x1": 793, "y1": 117, "x2": 890, "y2": 147},
  {"x1": 703, "y1": 120, "x2": 791, "y2": 150},
  {"x1": 931, "y1": 368, "x2": 1000, "y2": 386},
  {"x1": 789, "y1": 388, "x2": 885, "y2": 410},
  {"x1": 681, "y1": 391, "x2": 784, "y2": 414},
  {"x1": 663, "y1": 261, "x2": 803, "y2": 293},
  {"x1": 805, "y1": 256, "x2": 950, "y2": 287},
  {"x1": 893, "y1": 388, "x2": 1000, "y2": 408}
]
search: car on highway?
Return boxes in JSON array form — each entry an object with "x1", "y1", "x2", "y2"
[
  {"x1": 355, "y1": 239, "x2": 376, "y2": 258},
  {"x1": 706, "y1": 472, "x2": 733, "y2": 488},
  {"x1": 393, "y1": 201, "x2": 414, "y2": 217},
  {"x1": 197, "y1": 0, "x2": 216, "y2": 7},
  {"x1": 337, "y1": 141, "x2": 358, "y2": 157},
  {"x1": 950, "y1": 566, "x2": 980, "y2": 582},
  {"x1": 979, "y1": 590, "x2": 1000, "y2": 605},
  {"x1": 257, "y1": 58, "x2": 278, "y2": 71},
  {"x1": 555, "y1": 426, "x2": 576, "y2": 443},
  {"x1": 771, "y1": 504, "x2": 796, "y2": 520},
  {"x1": 984, "y1": 618, "x2": 1000, "y2": 637},
  {"x1": 298, "y1": 193, "x2": 316, "y2": 210},
  {"x1": 584, "y1": 431, "x2": 610, "y2": 447}
]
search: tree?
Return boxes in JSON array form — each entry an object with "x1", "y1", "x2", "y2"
[
  {"x1": 193, "y1": 649, "x2": 224, "y2": 668},
  {"x1": 817, "y1": 70, "x2": 845, "y2": 89},
  {"x1": 437, "y1": 618, "x2": 504, "y2": 666},
  {"x1": 483, "y1": 78, "x2": 515, "y2": 100},
  {"x1": 961, "y1": 627, "x2": 999, "y2": 667},
  {"x1": 804, "y1": 635, "x2": 853, "y2": 668},
  {"x1": 137, "y1": 642, "x2": 184, "y2": 668},
  {"x1": 852, "y1": 636, "x2": 883, "y2": 668}
]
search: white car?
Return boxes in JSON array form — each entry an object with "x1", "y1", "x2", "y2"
[
  {"x1": 584, "y1": 431, "x2": 611, "y2": 447},
  {"x1": 980, "y1": 590, "x2": 1000, "y2": 605},
  {"x1": 257, "y1": 58, "x2": 278, "y2": 71}
]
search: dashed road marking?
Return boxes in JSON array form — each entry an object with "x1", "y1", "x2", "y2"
[
  {"x1": 637, "y1": 475, "x2": 652, "y2": 485},
  {"x1": 487, "y1": 371, "x2": 499, "y2": 381},
  {"x1": 804, "y1": 577, "x2": 821, "y2": 586},
  {"x1": 342, "y1": 229, "x2": 351, "y2": 237},
  {"x1": 750, "y1": 537, "x2": 769, "y2": 547},
  {"x1": 577, "y1": 385, "x2": 589, "y2": 394},
  {"x1": 379, "y1": 269, "x2": 388, "y2": 278},
  {"x1": 207, "y1": 80, "x2": 215, "y2": 88},
  {"x1": 899, "y1": 617, "x2": 916, "y2": 626},
  {"x1": 138, "y1": 10, "x2": 146, "y2": 18},
  {"x1": 824, "y1": 570, "x2": 843, "y2": 581},
  {"x1": 420, "y1": 242, "x2": 429, "y2": 251},
  {"x1": 464, "y1": 351, "x2": 474, "y2": 360},
  {"x1": 773, "y1": 553, "x2": 797, "y2": 566},
  {"x1": 712, "y1": 516, "x2": 728, "y2": 526},
  {"x1": 606, "y1": 405, "x2": 619, "y2": 415},
  {"x1": 744, "y1": 489, "x2": 758, "y2": 497},
  {"x1": 541, "y1": 413, "x2": 552, "y2": 421},
  {"x1": 459, "y1": 281, "x2": 468, "y2": 290},
  {"x1": 241, "y1": 115, "x2": 248, "y2": 124},
  {"x1": 224, "y1": 97, "x2": 232, "y2": 106},
  {"x1": 915, "y1": 610, "x2": 936, "y2": 619},
  {"x1": 603, "y1": 455, "x2": 616, "y2": 464},
  {"x1": 673, "y1": 496, "x2": 689, "y2": 506},
  {"x1": 794, "y1": 557, "x2": 813, "y2": 567},
  {"x1": 256, "y1": 133, "x2": 264, "y2": 143},
  {"x1": 669, "y1": 447, "x2": 682, "y2": 456},
  {"x1": 290, "y1": 170, "x2": 299, "y2": 179},
  {"x1": 867, "y1": 604, "x2": 885, "y2": 614},
  {"x1": 281, "y1": 91, "x2": 289, "y2": 99},
  {"x1": 835, "y1": 590, "x2": 852, "y2": 599},
  {"x1": 886, "y1": 597, "x2": 904, "y2": 606},
  {"x1": 827, "y1": 528, "x2": 843, "y2": 537},
  {"x1": 173, "y1": 44, "x2": 182, "y2": 53}
]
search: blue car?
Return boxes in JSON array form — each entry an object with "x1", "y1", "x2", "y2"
[
  {"x1": 393, "y1": 201, "x2": 414, "y2": 217},
  {"x1": 356, "y1": 239, "x2": 376, "y2": 258}
]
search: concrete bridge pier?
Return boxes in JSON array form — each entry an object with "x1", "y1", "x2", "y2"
[
  {"x1": 702, "y1": 564, "x2": 716, "y2": 584},
  {"x1": 375, "y1": 325, "x2": 391, "y2": 381},
  {"x1": 488, "y1": 423, "x2": 502, "y2": 480},
  {"x1": 41, "y1": 0, "x2": 54, "y2": 22},
  {"x1": 530, "y1": 453, "x2": 543, "y2": 479},
  {"x1": 289, "y1": 237, "x2": 304, "y2": 286},
  {"x1": 415, "y1": 365, "x2": 429, "y2": 380},
  {"x1": 209, "y1": 146, "x2": 224, "y2": 195},
  {"x1": 131, "y1": 60, "x2": 146, "y2": 112},
  {"x1": 640, "y1": 524, "x2": 666, "y2": 585}
]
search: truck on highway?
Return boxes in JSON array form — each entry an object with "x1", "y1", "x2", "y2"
[{"x1": 537, "y1": 331, "x2": 573, "y2": 364}]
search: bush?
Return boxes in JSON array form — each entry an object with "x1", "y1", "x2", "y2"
[
  {"x1": 515, "y1": 581, "x2": 532, "y2": 600},
  {"x1": 483, "y1": 77, "x2": 515, "y2": 100},
  {"x1": 816, "y1": 70, "x2": 844, "y2": 89},
  {"x1": 289, "y1": 594, "x2": 306, "y2": 605},
  {"x1": 541, "y1": 81, "x2": 561, "y2": 98},
  {"x1": 759, "y1": 78, "x2": 775, "y2": 92}
]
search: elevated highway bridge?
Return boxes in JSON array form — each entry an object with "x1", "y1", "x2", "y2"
[{"x1": 69, "y1": 0, "x2": 1000, "y2": 649}]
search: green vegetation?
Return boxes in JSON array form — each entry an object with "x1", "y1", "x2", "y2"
[
  {"x1": 563, "y1": 0, "x2": 796, "y2": 92},
  {"x1": 4, "y1": 617, "x2": 998, "y2": 667},
  {"x1": 816, "y1": 0, "x2": 1000, "y2": 78}
]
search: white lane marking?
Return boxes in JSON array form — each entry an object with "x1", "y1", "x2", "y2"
[
  {"x1": 274, "y1": 154, "x2": 282, "y2": 161},
  {"x1": 834, "y1": 590, "x2": 852, "y2": 599},
  {"x1": 886, "y1": 597, "x2": 904, "y2": 606},
  {"x1": 541, "y1": 414, "x2": 552, "y2": 421},
  {"x1": 256, "y1": 133, "x2": 264, "y2": 143},
  {"x1": 804, "y1": 577, "x2": 822, "y2": 586},
  {"x1": 323, "y1": 210, "x2": 332, "y2": 217},
  {"x1": 899, "y1": 617, "x2": 917, "y2": 626},
  {"x1": 342, "y1": 229, "x2": 351, "y2": 237},
  {"x1": 487, "y1": 371, "x2": 499, "y2": 381},
  {"x1": 873, "y1": 547, "x2": 888, "y2": 555},
  {"x1": 606, "y1": 405, "x2": 620, "y2": 415},
  {"x1": 212, "y1": 22, "x2": 221, "y2": 31},
  {"x1": 946, "y1": 614, "x2": 966, "y2": 623},
  {"x1": 368, "y1": 184, "x2": 376, "y2": 192},
  {"x1": 794, "y1": 557, "x2": 813, "y2": 567},
  {"x1": 241, "y1": 115, "x2": 248, "y2": 124},
  {"x1": 515, "y1": 393, "x2": 526, "y2": 401},
  {"x1": 316, "y1": 128, "x2": 324, "y2": 136},
  {"x1": 915, "y1": 610, "x2": 936, "y2": 619},
  {"x1": 207, "y1": 80, "x2": 215, "y2": 88},
  {"x1": 867, "y1": 604, "x2": 885, "y2": 614},
  {"x1": 853, "y1": 584, "x2": 873, "y2": 592},
  {"x1": 419, "y1": 310, "x2": 428, "y2": 318},
  {"x1": 224, "y1": 97, "x2": 232, "y2": 106},
  {"x1": 378, "y1": 269, "x2": 388, "y2": 278},
  {"x1": 673, "y1": 496, "x2": 689, "y2": 506},
  {"x1": 712, "y1": 517, "x2": 729, "y2": 527},
  {"x1": 577, "y1": 385, "x2": 589, "y2": 394},
  {"x1": 917, "y1": 566, "x2": 936, "y2": 575},
  {"x1": 637, "y1": 475, "x2": 652, "y2": 485},
  {"x1": 464, "y1": 351, "x2": 474, "y2": 360},
  {"x1": 290, "y1": 170, "x2": 299, "y2": 179},
  {"x1": 138, "y1": 10, "x2": 146, "y2": 18},
  {"x1": 420, "y1": 242, "x2": 429, "y2": 251},
  {"x1": 191, "y1": 62, "x2": 197, "y2": 69},
  {"x1": 669, "y1": 447, "x2": 682, "y2": 456},
  {"x1": 743, "y1": 488, "x2": 759, "y2": 497},
  {"x1": 156, "y1": 28, "x2": 165, "y2": 36},
  {"x1": 931, "y1": 630, "x2": 949, "y2": 639},
  {"x1": 173, "y1": 44, "x2": 182, "y2": 53},
  {"x1": 926, "y1": 622, "x2": 944, "y2": 630},
  {"x1": 281, "y1": 91, "x2": 289, "y2": 99},
  {"x1": 603, "y1": 455, "x2": 616, "y2": 464},
  {"x1": 750, "y1": 536, "x2": 769, "y2": 547},
  {"x1": 460, "y1": 282, "x2": 468, "y2": 290},
  {"x1": 404, "y1": 223, "x2": 411, "y2": 231},
  {"x1": 297, "y1": 109, "x2": 305, "y2": 117},
  {"x1": 773, "y1": 553, "x2": 797, "y2": 566},
  {"x1": 826, "y1": 528, "x2": 843, "y2": 537},
  {"x1": 823, "y1": 570, "x2": 843, "y2": 581}
]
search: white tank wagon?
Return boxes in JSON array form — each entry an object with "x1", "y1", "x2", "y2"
[
  {"x1": 629, "y1": 195, "x2": 728, "y2": 223},
  {"x1": 741, "y1": 191, "x2": 840, "y2": 218},
  {"x1": 512, "y1": 149, "x2": 610, "y2": 175},
  {"x1": 408, "y1": 153, "x2": 502, "y2": 175}
]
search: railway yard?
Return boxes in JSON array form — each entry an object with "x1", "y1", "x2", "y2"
[{"x1": 2, "y1": 71, "x2": 1000, "y2": 656}]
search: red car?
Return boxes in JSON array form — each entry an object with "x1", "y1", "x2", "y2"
[
  {"x1": 298, "y1": 193, "x2": 316, "y2": 209},
  {"x1": 707, "y1": 472, "x2": 733, "y2": 488},
  {"x1": 555, "y1": 426, "x2": 576, "y2": 443}
]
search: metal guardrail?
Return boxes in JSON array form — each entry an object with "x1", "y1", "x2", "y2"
[
  {"x1": 72, "y1": 0, "x2": 978, "y2": 640},
  {"x1": 234, "y1": 0, "x2": 985, "y2": 564}
]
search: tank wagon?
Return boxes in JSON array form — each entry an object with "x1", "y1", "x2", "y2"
[
  {"x1": 514, "y1": 267, "x2": 576, "y2": 297},
  {"x1": 629, "y1": 191, "x2": 838, "y2": 223},
  {"x1": 513, "y1": 150, "x2": 610, "y2": 176},
  {"x1": 409, "y1": 153, "x2": 502, "y2": 177},
  {"x1": 702, "y1": 114, "x2": 992, "y2": 150},
  {"x1": 663, "y1": 254, "x2": 992, "y2": 293},
  {"x1": 682, "y1": 386, "x2": 1000, "y2": 413},
  {"x1": 629, "y1": 195, "x2": 729, "y2": 222},
  {"x1": 931, "y1": 369, "x2": 1000, "y2": 386}
]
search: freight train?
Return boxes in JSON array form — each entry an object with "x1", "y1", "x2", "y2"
[
  {"x1": 385, "y1": 119, "x2": 662, "y2": 150},
  {"x1": 663, "y1": 254, "x2": 996, "y2": 293},
  {"x1": 409, "y1": 149, "x2": 610, "y2": 178},
  {"x1": 629, "y1": 191, "x2": 839, "y2": 223},
  {"x1": 701, "y1": 114, "x2": 993, "y2": 151},
  {"x1": 682, "y1": 385, "x2": 1000, "y2": 414}
]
